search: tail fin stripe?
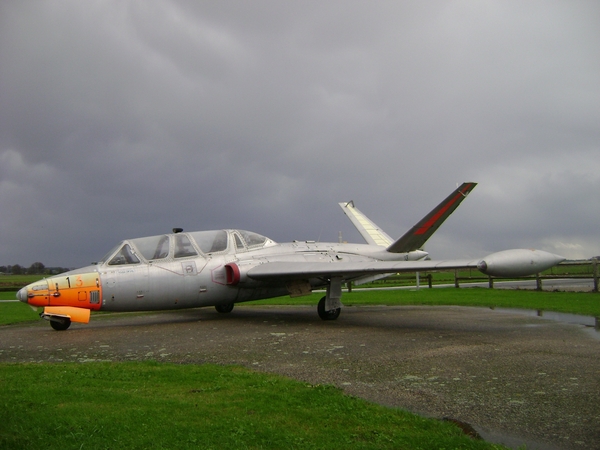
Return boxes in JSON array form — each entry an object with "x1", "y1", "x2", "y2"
[
  {"x1": 415, "y1": 185, "x2": 473, "y2": 235},
  {"x1": 385, "y1": 182, "x2": 477, "y2": 253}
]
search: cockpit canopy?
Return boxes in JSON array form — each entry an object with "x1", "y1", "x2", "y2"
[{"x1": 100, "y1": 230, "x2": 276, "y2": 266}]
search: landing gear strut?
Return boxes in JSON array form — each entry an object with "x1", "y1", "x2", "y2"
[
  {"x1": 215, "y1": 303, "x2": 234, "y2": 314},
  {"x1": 317, "y1": 276, "x2": 343, "y2": 320}
]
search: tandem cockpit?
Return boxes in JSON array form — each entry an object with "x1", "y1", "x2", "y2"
[{"x1": 97, "y1": 229, "x2": 277, "y2": 266}]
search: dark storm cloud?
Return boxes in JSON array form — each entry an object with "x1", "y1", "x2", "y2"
[{"x1": 1, "y1": 0, "x2": 599, "y2": 268}]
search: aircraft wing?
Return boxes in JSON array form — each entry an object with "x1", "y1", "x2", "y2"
[
  {"x1": 246, "y1": 249, "x2": 565, "y2": 281},
  {"x1": 247, "y1": 259, "x2": 480, "y2": 282}
]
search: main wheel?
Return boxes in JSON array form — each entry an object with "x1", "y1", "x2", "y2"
[
  {"x1": 50, "y1": 318, "x2": 71, "y2": 331},
  {"x1": 215, "y1": 303, "x2": 234, "y2": 314},
  {"x1": 317, "y1": 296, "x2": 341, "y2": 321}
]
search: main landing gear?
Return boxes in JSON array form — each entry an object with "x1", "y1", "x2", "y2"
[
  {"x1": 215, "y1": 303, "x2": 234, "y2": 314},
  {"x1": 317, "y1": 276, "x2": 343, "y2": 321},
  {"x1": 318, "y1": 296, "x2": 340, "y2": 320}
]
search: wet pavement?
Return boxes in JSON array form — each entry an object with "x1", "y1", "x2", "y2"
[{"x1": 1, "y1": 305, "x2": 599, "y2": 449}]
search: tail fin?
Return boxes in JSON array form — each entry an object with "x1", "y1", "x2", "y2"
[
  {"x1": 339, "y1": 201, "x2": 393, "y2": 247},
  {"x1": 386, "y1": 182, "x2": 477, "y2": 253}
]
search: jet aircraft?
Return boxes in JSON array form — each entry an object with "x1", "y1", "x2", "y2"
[{"x1": 17, "y1": 182, "x2": 564, "y2": 330}]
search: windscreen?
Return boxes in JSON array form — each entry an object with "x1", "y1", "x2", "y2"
[
  {"x1": 131, "y1": 235, "x2": 170, "y2": 260},
  {"x1": 107, "y1": 244, "x2": 140, "y2": 265},
  {"x1": 188, "y1": 230, "x2": 228, "y2": 254}
]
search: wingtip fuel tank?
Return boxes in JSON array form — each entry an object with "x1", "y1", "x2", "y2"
[{"x1": 477, "y1": 249, "x2": 565, "y2": 278}]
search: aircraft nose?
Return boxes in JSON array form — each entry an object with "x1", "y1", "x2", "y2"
[{"x1": 16, "y1": 287, "x2": 29, "y2": 303}]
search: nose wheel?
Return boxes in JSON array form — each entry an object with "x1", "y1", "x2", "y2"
[
  {"x1": 50, "y1": 318, "x2": 71, "y2": 331},
  {"x1": 317, "y1": 296, "x2": 340, "y2": 320}
]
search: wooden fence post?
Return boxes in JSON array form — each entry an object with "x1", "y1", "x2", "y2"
[
  {"x1": 536, "y1": 273, "x2": 542, "y2": 291},
  {"x1": 454, "y1": 269, "x2": 459, "y2": 288},
  {"x1": 593, "y1": 258, "x2": 598, "y2": 293}
]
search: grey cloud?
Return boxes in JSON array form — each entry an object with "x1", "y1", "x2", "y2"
[{"x1": 1, "y1": 0, "x2": 599, "y2": 267}]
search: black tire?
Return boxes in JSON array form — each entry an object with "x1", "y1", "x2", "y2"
[
  {"x1": 215, "y1": 303, "x2": 234, "y2": 314},
  {"x1": 317, "y1": 296, "x2": 341, "y2": 321},
  {"x1": 50, "y1": 318, "x2": 71, "y2": 331}
]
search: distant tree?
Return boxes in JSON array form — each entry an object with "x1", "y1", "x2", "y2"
[
  {"x1": 0, "y1": 266, "x2": 7, "y2": 274},
  {"x1": 11, "y1": 264, "x2": 23, "y2": 275},
  {"x1": 28, "y1": 262, "x2": 46, "y2": 275}
]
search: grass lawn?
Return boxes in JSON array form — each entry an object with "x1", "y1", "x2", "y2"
[
  {"x1": 0, "y1": 292, "x2": 40, "y2": 325},
  {"x1": 0, "y1": 361, "x2": 503, "y2": 449},
  {"x1": 355, "y1": 288, "x2": 600, "y2": 316},
  {"x1": 253, "y1": 288, "x2": 600, "y2": 317}
]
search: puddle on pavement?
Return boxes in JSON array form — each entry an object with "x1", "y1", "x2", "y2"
[
  {"x1": 490, "y1": 307, "x2": 599, "y2": 337},
  {"x1": 459, "y1": 308, "x2": 598, "y2": 448},
  {"x1": 476, "y1": 427, "x2": 563, "y2": 450}
]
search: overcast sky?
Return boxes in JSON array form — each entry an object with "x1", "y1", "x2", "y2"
[{"x1": 1, "y1": 1, "x2": 599, "y2": 268}]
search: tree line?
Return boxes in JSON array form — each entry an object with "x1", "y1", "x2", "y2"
[{"x1": 0, "y1": 263, "x2": 70, "y2": 275}]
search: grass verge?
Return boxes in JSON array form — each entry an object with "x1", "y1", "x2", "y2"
[
  {"x1": 349, "y1": 288, "x2": 600, "y2": 316},
  {"x1": 0, "y1": 361, "x2": 502, "y2": 449},
  {"x1": 254, "y1": 288, "x2": 600, "y2": 317},
  {"x1": 0, "y1": 292, "x2": 40, "y2": 325}
]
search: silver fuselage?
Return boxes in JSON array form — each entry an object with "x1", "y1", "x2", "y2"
[{"x1": 18, "y1": 229, "x2": 427, "y2": 313}]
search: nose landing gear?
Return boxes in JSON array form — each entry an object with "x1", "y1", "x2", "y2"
[{"x1": 49, "y1": 317, "x2": 71, "y2": 331}]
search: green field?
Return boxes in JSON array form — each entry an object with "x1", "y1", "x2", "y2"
[
  {"x1": 0, "y1": 300, "x2": 40, "y2": 325},
  {"x1": 0, "y1": 361, "x2": 503, "y2": 449},
  {"x1": 254, "y1": 288, "x2": 600, "y2": 317},
  {"x1": 0, "y1": 274, "x2": 45, "y2": 291}
]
